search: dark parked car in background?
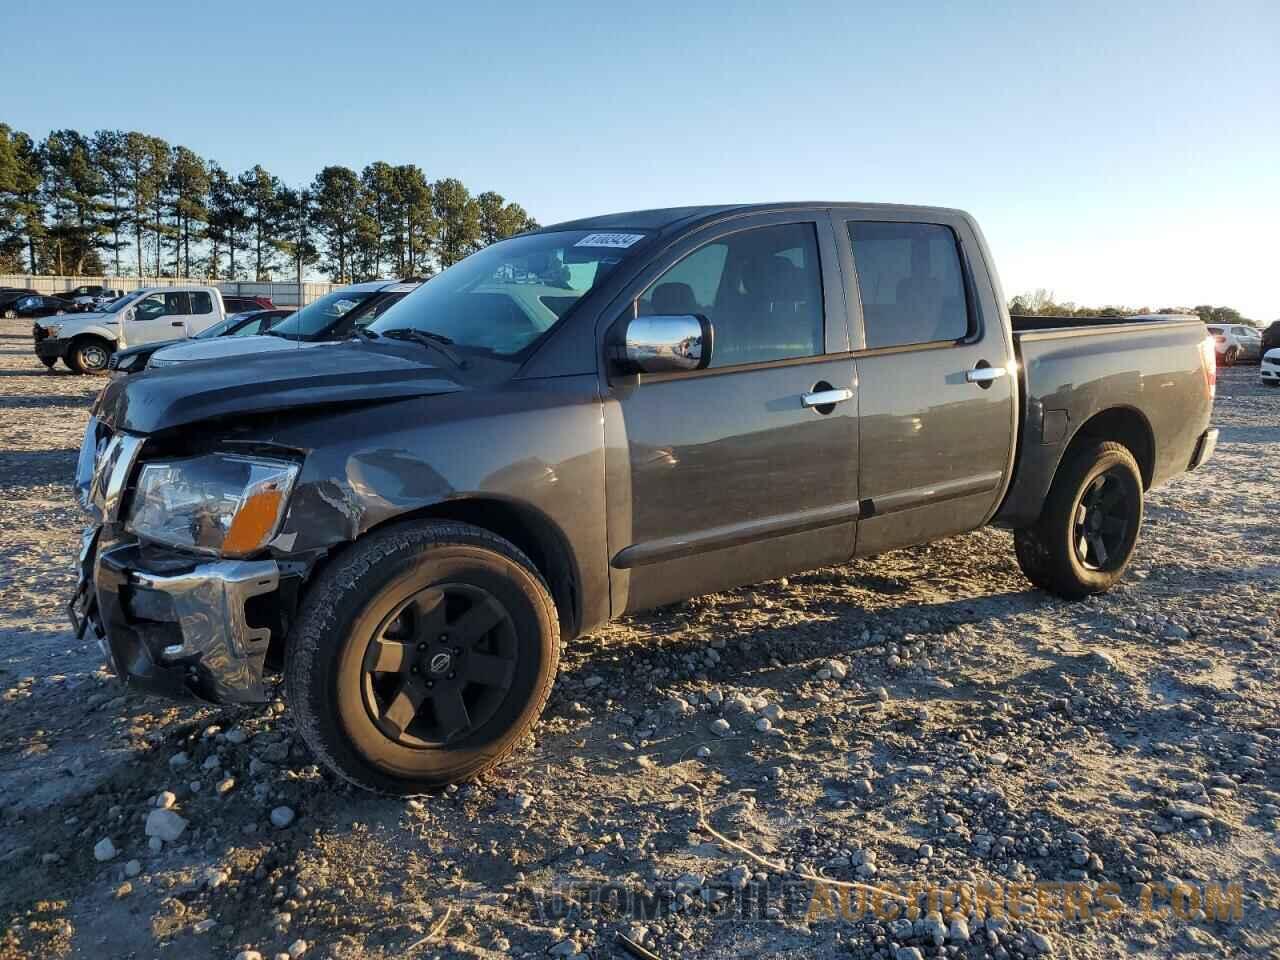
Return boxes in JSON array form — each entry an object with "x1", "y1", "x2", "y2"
[
  {"x1": 1263, "y1": 320, "x2": 1280, "y2": 356},
  {"x1": 9, "y1": 294, "x2": 72, "y2": 320},
  {"x1": 0, "y1": 288, "x2": 39, "y2": 316},
  {"x1": 222, "y1": 295, "x2": 276, "y2": 314},
  {"x1": 108, "y1": 308, "x2": 293, "y2": 375}
]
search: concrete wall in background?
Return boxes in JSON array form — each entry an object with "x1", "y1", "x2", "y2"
[{"x1": 0, "y1": 275, "x2": 339, "y2": 307}]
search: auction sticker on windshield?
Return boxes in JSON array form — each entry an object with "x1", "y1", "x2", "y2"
[{"x1": 574, "y1": 233, "x2": 645, "y2": 248}]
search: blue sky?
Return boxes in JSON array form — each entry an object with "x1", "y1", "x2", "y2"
[{"x1": 8, "y1": 0, "x2": 1278, "y2": 319}]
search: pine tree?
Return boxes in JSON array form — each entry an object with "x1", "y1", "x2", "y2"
[
  {"x1": 391, "y1": 165, "x2": 436, "y2": 277},
  {"x1": 169, "y1": 147, "x2": 210, "y2": 277},
  {"x1": 433, "y1": 177, "x2": 480, "y2": 268},
  {"x1": 0, "y1": 124, "x2": 44, "y2": 273},
  {"x1": 92, "y1": 130, "x2": 130, "y2": 276},
  {"x1": 207, "y1": 164, "x2": 247, "y2": 279},
  {"x1": 311, "y1": 165, "x2": 362, "y2": 283},
  {"x1": 238, "y1": 165, "x2": 283, "y2": 280}
]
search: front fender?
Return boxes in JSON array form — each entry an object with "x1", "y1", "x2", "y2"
[{"x1": 266, "y1": 377, "x2": 611, "y2": 631}]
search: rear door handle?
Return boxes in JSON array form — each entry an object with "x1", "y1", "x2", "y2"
[
  {"x1": 170, "y1": 320, "x2": 184, "y2": 327},
  {"x1": 965, "y1": 366, "x2": 1007, "y2": 384},
  {"x1": 801, "y1": 388, "x2": 854, "y2": 408}
]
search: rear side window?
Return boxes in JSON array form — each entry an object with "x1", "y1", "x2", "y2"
[
  {"x1": 190, "y1": 291, "x2": 213, "y2": 314},
  {"x1": 847, "y1": 222, "x2": 969, "y2": 349},
  {"x1": 639, "y1": 222, "x2": 825, "y2": 368}
]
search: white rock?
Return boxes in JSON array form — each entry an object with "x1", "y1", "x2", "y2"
[
  {"x1": 896, "y1": 948, "x2": 924, "y2": 960},
  {"x1": 761, "y1": 703, "x2": 784, "y2": 722},
  {"x1": 875, "y1": 686, "x2": 890, "y2": 702},
  {"x1": 1028, "y1": 930, "x2": 1055, "y2": 954},
  {"x1": 193, "y1": 918, "x2": 216, "y2": 934},
  {"x1": 754, "y1": 717, "x2": 772, "y2": 732},
  {"x1": 948, "y1": 916, "x2": 970, "y2": 942},
  {"x1": 270, "y1": 806, "x2": 296, "y2": 829},
  {"x1": 225, "y1": 728, "x2": 248, "y2": 745},
  {"x1": 144, "y1": 808, "x2": 188, "y2": 842},
  {"x1": 234, "y1": 951, "x2": 263, "y2": 960},
  {"x1": 202, "y1": 754, "x2": 221, "y2": 771},
  {"x1": 148, "y1": 836, "x2": 163, "y2": 853},
  {"x1": 168, "y1": 752, "x2": 190, "y2": 770},
  {"x1": 216, "y1": 777, "x2": 236, "y2": 796},
  {"x1": 124, "y1": 859, "x2": 141, "y2": 877},
  {"x1": 156, "y1": 790, "x2": 177, "y2": 809},
  {"x1": 93, "y1": 838, "x2": 117, "y2": 862},
  {"x1": 710, "y1": 718, "x2": 731, "y2": 737},
  {"x1": 513, "y1": 793, "x2": 534, "y2": 812},
  {"x1": 695, "y1": 745, "x2": 712, "y2": 759},
  {"x1": 288, "y1": 939, "x2": 308, "y2": 957},
  {"x1": 548, "y1": 939, "x2": 579, "y2": 957},
  {"x1": 706, "y1": 689, "x2": 724, "y2": 705}
]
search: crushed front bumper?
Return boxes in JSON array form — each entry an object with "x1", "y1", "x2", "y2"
[{"x1": 73, "y1": 534, "x2": 281, "y2": 703}]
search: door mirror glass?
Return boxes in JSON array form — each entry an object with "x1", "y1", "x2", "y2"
[
  {"x1": 124, "y1": 307, "x2": 137, "y2": 322},
  {"x1": 618, "y1": 314, "x2": 713, "y2": 373}
]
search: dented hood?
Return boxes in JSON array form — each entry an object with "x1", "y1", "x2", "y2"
[{"x1": 94, "y1": 341, "x2": 466, "y2": 434}]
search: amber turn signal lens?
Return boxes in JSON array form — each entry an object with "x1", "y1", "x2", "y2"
[{"x1": 223, "y1": 487, "x2": 286, "y2": 555}]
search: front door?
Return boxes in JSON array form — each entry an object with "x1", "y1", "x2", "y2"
[
  {"x1": 128, "y1": 291, "x2": 192, "y2": 344},
  {"x1": 837, "y1": 217, "x2": 1016, "y2": 556},
  {"x1": 603, "y1": 215, "x2": 860, "y2": 612}
]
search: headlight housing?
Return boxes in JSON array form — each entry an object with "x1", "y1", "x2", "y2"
[
  {"x1": 42, "y1": 323, "x2": 61, "y2": 337},
  {"x1": 125, "y1": 454, "x2": 299, "y2": 557}
]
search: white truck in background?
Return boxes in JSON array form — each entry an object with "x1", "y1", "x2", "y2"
[{"x1": 31, "y1": 286, "x2": 226, "y2": 374}]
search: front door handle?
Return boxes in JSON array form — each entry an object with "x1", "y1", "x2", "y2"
[
  {"x1": 802, "y1": 388, "x2": 854, "y2": 408},
  {"x1": 965, "y1": 366, "x2": 1007, "y2": 384},
  {"x1": 170, "y1": 320, "x2": 184, "y2": 327}
]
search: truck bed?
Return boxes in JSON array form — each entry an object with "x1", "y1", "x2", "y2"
[
  {"x1": 996, "y1": 314, "x2": 1212, "y2": 528},
  {"x1": 1010, "y1": 313, "x2": 1198, "y2": 332}
]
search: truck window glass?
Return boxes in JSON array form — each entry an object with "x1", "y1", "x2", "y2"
[
  {"x1": 847, "y1": 221, "x2": 969, "y2": 349},
  {"x1": 638, "y1": 222, "x2": 824, "y2": 368},
  {"x1": 370, "y1": 230, "x2": 646, "y2": 359},
  {"x1": 190, "y1": 291, "x2": 213, "y2": 314}
]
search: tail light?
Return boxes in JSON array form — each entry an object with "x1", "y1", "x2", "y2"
[
  {"x1": 1199, "y1": 335, "x2": 1217, "y2": 399},
  {"x1": 1212, "y1": 334, "x2": 1225, "y2": 343}
]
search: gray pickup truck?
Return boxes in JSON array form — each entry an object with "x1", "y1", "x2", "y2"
[{"x1": 70, "y1": 203, "x2": 1218, "y2": 793}]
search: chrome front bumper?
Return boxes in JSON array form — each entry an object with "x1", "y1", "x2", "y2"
[
  {"x1": 83, "y1": 540, "x2": 280, "y2": 703},
  {"x1": 1189, "y1": 427, "x2": 1219, "y2": 471}
]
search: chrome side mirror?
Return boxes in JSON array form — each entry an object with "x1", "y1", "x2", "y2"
[
  {"x1": 617, "y1": 314, "x2": 713, "y2": 374},
  {"x1": 124, "y1": 307, "x2": 136, "y2": 322}
]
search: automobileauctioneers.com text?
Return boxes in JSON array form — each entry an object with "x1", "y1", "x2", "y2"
[{"x1": 526, "y1": 878, "x2": 1245, "y2": 926}]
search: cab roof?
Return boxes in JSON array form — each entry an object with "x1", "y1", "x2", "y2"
[{"x1": 539, "y1": 201, "x2": 968, "y2": 238}]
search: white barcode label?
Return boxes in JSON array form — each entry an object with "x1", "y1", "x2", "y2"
[{"x1": 574, "y1": 233, "x2": 645, "y2": 249}]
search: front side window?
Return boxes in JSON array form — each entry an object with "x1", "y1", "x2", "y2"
[
  {"x1": 266, "y1": 289, "x2": 382, "y2": 341},
  {"x1": 638, "y1": 222, "x2": 824, "y2": 368},
  {"x1": 190, "y1": 291, "x2": 213, "y2": 314},
  {"x1": 135, "y1": 292, "x2": 191, "y2": 320},
  {"x1": 848, "y1": 222, "x2": 969, "y2": 349}
]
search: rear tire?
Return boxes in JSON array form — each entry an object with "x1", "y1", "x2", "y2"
[
  {"x1": 67, "y1": 337, "x2": 112, "y2": 375},
  {"x1": 286, "y1": 520, "x2": 560, "y2": 794},
  {"x1": 1014, "y1": 441, "x2": 1143, "y2": 600}
]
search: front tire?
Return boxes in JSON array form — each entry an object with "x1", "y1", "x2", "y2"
[
  {"x1": 67, "y1": 337, "x2": 112, "y2": 375},
  {"x1": 1014, "y1": 441, "x2": 1144, "y2": 599},
  {"x1": 286, "y1": 520, "x2": 560, "y2": 794}
]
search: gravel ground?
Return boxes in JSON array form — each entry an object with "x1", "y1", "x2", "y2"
[{"x1": 0, "y1": 317, "x2": 1276, "y2": 960}]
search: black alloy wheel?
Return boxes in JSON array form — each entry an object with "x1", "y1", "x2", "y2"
[
  {"x1": 1072, "y1": 469, "x2": 1132, "y2": 571},
  {"x1": 361, "y1": 583, "x2": 518, "y2": 748}
]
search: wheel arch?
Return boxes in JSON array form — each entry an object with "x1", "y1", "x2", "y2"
[
  {"x1": 361, "y1": 496, "x2": 582, "y2": 639},
  {"x1": 1062, "y1": 405, "x2": 1155, "y2": 490}
]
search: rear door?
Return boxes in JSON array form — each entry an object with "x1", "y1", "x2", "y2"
[
  {"x1": 184, "y1": 290, "x2": 219, "y2": 334},
  {"x1": 836, "y1": 214, "x2": 1016, "y2": 555},
  {"x1": 602, "y1": 212, "x2": 859, "y2": 612}
]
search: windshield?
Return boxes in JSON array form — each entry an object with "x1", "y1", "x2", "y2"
[
  {"x1": 195, "y1": 314, "x2": 243, "y2": 339},
  {"x1": 102, "y1": 293, "x2": 143, "y2": 313},
  {"x1": 369, "y1": 230, "x2": 646, "y2": 359},
  {"x1": 265, "y1": 288, "x2": 381, "y2": 341}
]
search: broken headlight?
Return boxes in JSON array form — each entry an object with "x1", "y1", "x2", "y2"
[{"x1": 125, "y1": 454, "x2": 299, "y2": 557}]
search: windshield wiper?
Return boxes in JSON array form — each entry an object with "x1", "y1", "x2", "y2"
[
  {"x1": 380, "y1": 328, "x2": 469, "y2": 369},
  {"x1": 349, "y1": 326, "x2": 379, "y2": 341}
]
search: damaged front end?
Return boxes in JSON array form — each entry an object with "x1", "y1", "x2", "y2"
[{"x1": 70, "y1": 417, "x2": 307, "y2": 704}]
